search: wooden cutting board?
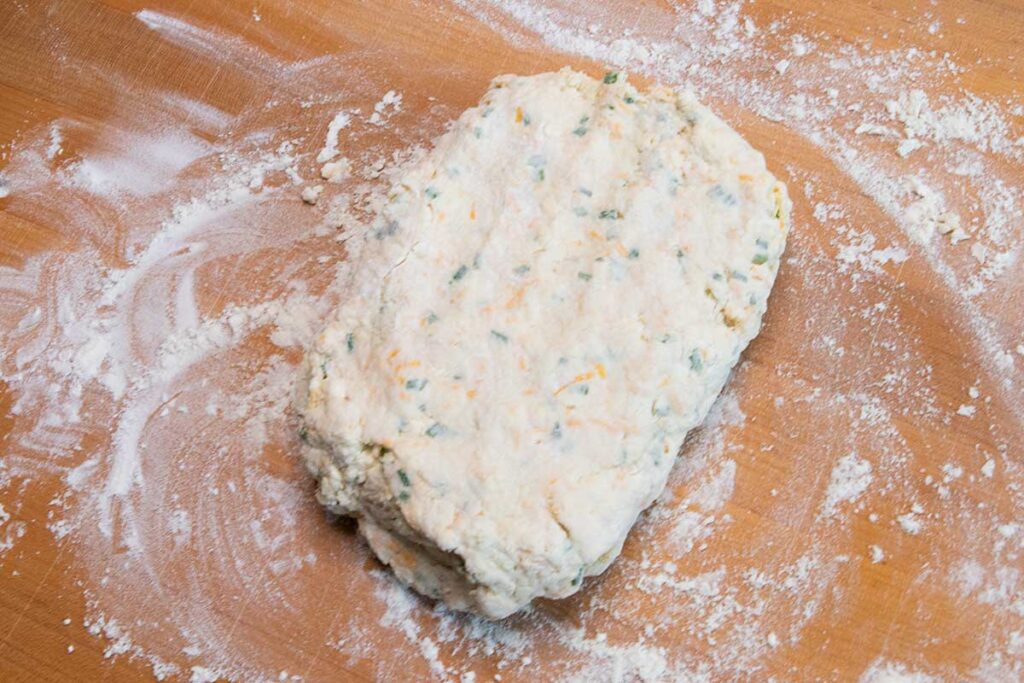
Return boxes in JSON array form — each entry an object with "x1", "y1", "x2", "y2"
[{"x1": 1, "y1": 1, "x2": 1022, "y2": 681}]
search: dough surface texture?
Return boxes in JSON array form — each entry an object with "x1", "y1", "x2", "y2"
[{"x1": 298, "y1": 68, "x2": 790, "y2": 619}]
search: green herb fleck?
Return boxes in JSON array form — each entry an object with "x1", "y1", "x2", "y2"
[
  {"x1": 676, "y1": 248, "x2": 685, "y2": 258},
  {"x1": 522, "y1": 112, "x2": 532, "y2": 126},
  {"x1": 320, "y1": 360, "x2": 329, "y2": 379},
  {"x1": 573, "y1": 206, "x2": 588, "y2": 217},
  {"x1": 578, "y1": 187, "x2": 592, "y2": 197},
  {"x1": 537, "y1": 168, "x2": 545, "y2": 181},
  {"x1": 425, "y1": 186, "x2": 440, "y2": 200},
  {"x1": 398, "y1": 491, "x2": 410, "y2": 501},
  {"x1": 578, "y1": 272, "x2": 592, "y2": 281},
  {"x1": 572, "y1": 116, "x2": 590, "y2": 136},
  {"x1": 298, "y1": 426, "x2": 309, "y2": 443},
  {"x1": 491, "y1": 330, "x2": 509, "y2": 343},
  {"x1": 551, "y1": 422, "x2": 562, "y2": 439},
  {"x1": 689, "y1": 350, "x2": 703, "y2": 372},
  {"x1": 426, "y1": 422, "x2": 446, "y2": 438},
  {"x1": 712, "y1": 272, "x2": 723, "y2": 281},
  {"x1": 346, "y1": 333, "x2": 355, "y2": 352},
  {"x1": 397, "y1": 469, "x2": 411, "y2": 486},
  {"x1": 451, "y1": 264, "x2": 469, "y2": 282},
  {"x1": 599, "y1": 209, "x2": 621, "y2": 220},
  {"x1": 624, "y1": 95, "x2": 635, "y2": 104},
  {"x1": 774, "y1": 207, "x2": 782, "y2": 219},
  {"x1": 756, "y1": 238, "x2": 769, "y2": 249},
  {"x1": 426, "y1": 312, "x2": 439, "y2": 324},
  {"x1": 574, "y1": 384, "x2": 590, "y2": 395},
  {"x1": 603, "y1": 71, "x2": 619, "y2": 84},
  {"x1": 752, "y1": 253, "x2": 769, "y2": 265},
  {"x1": 731, "y1": 271, "x2": 748, "y2": 282},
  {"x1": 708, "y1": 184, "x2": 737, "y2": 206},
  {"x1": 571, "y1": 567, "x2": 584, "y2": 586},
  {"x1": 514, "y1": 264, "x2": 531, "y2": 275},
  {"x1": 405, "y1": 378, "x2": 428, "y2": 391},
  {"x1": 473, "y1": 126, "x2": 483, "y2": 138},
  {"x1": 628, "y1": 248, "x2": 640, "y2": 259}
]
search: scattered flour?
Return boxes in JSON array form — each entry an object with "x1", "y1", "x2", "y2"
[
  {"x1": 0, "y1": 1, "x2": 1021, "y2": 680},
  {"x1": 860, "y1": 659, "x2": 937, "y2": 683},
  {"x1": 822, "y1": 453, "x2": 873, "y2": 518},
  {"x1": 316, "y1": 111, "x2": 352, "y2": 163}
]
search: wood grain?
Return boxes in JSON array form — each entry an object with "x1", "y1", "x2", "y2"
[{"x1": 1, "y1": 1, "x2": 1022, "y2": 681}]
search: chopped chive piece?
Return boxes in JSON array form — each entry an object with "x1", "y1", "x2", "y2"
[
  {"x1": 599, "y1": 209, "x2": 621, "y2": 220},
  {"x1": 731, "y1": 271, "x2": 748, "y2": 281},
  {"x1": 578, "y1": 272, "x2": 592, "y2": 281},
  {"x1": 712, "y1": 272, "x2": 723, "y2": 281},
  {"x1": 603, "y1": 71, "x2": 619, "y2": 84},
  {"x1": 676, "y1": 248, "x2": 685, "y2": 258},
  {"x1": 514, "y1": 264, "x2": 531, "y2": 275},
  {"x1": 689, "y1": 350, "x2": 703, "y2": 372},
  {"x1": 708, "y1": 184, "x2": 738, "y2": 206},
  {"x1": 405, "y1": 378, "x2": 428, "y2": 391},
  {"x1": 573, "y1": 126, "x2": 587, "y2": 136},
  {"x1": 571, "y1": 567, "x2": 584, "y2": 586},
  {"x1": 490, "y1": 330, "x2": 509, "y2": 343},
  {"x1": 425, "y1": 422, "x2": 446, "y2": 438},
  {"x1": 551, "y1": 422, "x2": 562, "y2": 439},
  {"x1": 574, "y1": 384, "x2": 590, "y2": 395},
  {"x1": 573, "y1": 206, "x2": 588, "y2": 217},
  {"x1": 756, "y1": 238, "x2": 769, "y2": 249},
  {"x1": 473, "y1": 126, "x2": 482, "y2": 138},
  {"x1": 425, "y1": 186, "x2": 439, "y2": 199},
  {"x1": 624, "y1": 95, "x2": 635, "y2": 104},
  {"x1": 578, "y1": 187, "x2": 593, "y2": 197},
  {"x1": 298, "y1": 426, "x2": 309, "y2": 443},
  {"x1": 451, "y1": 264, "x2": 469, "y2": 282},
  {"x1": 346, "y1": 333, "x2": 355, "y2": 352},
  {"x1": 537, "y1": 168, "x2": 545, "y2": 181},
  {"x1": 426, "y1": 312, "x2": 439, "y2": 324},
  {"x1": 397, "y1": 469, "x2": 411, "y2": 486},
  {"x1": 398, "y1": 491, "x2": 410, "y2": 501},
  {"x1": 628, "y1": 248, "x2": 640, "y2": 259},
  {"x1": 752, "y1": 253, "x2": 768, "y2": 265},
  {"x1": 320, "y1": 361, "x2": 329, "y2": 379},
  {"x1": 522, "y1": 112, "x2": 532, "y2": 125},
  {"x1": 775, "y1": 207, "x2": 782, "y2": 219}
]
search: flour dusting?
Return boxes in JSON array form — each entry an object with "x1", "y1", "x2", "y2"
[{"x1": 1, "y1": 1, "x2": 1022, "y2": 681}]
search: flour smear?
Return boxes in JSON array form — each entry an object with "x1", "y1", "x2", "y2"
[{"x1": 0, "y1": 1, "x2": 1022, "y2": 681}]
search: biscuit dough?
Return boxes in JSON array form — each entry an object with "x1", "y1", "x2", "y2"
[{"x1": 298, "y1": 68, "x2": 790, "y2": 618}]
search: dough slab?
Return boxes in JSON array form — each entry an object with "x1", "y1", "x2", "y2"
[{"x1": 298, "y1": 68, "x2": 790, "y2": 619}]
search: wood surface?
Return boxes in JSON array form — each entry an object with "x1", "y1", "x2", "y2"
[{"x1": 1, "y1": 1, "x2": 1022, "y2": 681}]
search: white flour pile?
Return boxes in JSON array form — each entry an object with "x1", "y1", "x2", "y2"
[{"x1": 0, "y1": 2, "x2": 1021, "y2": 681}]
